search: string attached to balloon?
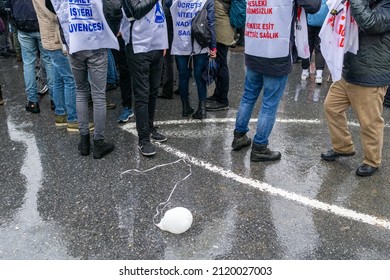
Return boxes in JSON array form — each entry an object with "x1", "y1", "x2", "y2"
[{"x1": 120, "y1": 159, "x2": 194, "y2": 234}]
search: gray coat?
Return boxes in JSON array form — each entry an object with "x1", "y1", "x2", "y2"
[{"x1": 343, "y1": 0, "x2": 390, "y2": 86}]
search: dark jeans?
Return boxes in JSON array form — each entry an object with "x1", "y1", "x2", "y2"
[
  {"x1": 212, "y1": 43, "x2": 229, "y2": 105},
  {"x1": 111, "y1": 36, "x2": 133, "y2": 109},
  {"x1": 301, "y1": 26, "x2": 325, "y2": 70},
  {"x1": 176, "y1": 53, "x2": 208, "y2": 102},
  {"x1": 126, "y1": 45, "x2": 164, "y2": 142}
]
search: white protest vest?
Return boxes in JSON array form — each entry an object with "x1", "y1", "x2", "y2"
[
  {"x1": 170, "y1": 0, "x2": 208, "y2": 55},
  {"x1": 245, "y1": 0, "x2": 293, "y2": 58},
  {"x1": 50, "y1": 0, "x2": 119, "y2": 54},
  {"x1": 120, "y1": 8, "x2": 131, "y2": 44},
  {"x1": 319, "y1": 0, "x2": 358, "y2": 82},
  {"x1": 131, "y1": 1, "x2": 168, "y2": 53}
]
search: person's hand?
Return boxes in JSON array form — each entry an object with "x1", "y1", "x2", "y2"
[
  {"x1": 163, "y1": 49, "x2": 167, "y2": 57},
  {"x1": 209, "y1": 48, "x2": 217, "y2": 58}
]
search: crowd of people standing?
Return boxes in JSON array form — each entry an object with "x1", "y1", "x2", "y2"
[{"x1": 0, "y1": 0, "x2": 390, "y2": 177}]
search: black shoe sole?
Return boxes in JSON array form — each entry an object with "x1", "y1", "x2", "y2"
[
  {"x1": 356, "y1": 167, "x2": 378, "y2": 177},
  {"x1": 138, "y1": 146, "x2": 156, "y2": 156},
  {"x1": 157, "y1": 95, "x2": 173, "y2": 99},
  {"x1": 250, "y1": 155, "x2": 281, "y2": 162},
  {"x1": 93, "y1": 147, "x2": 115, "y2": 159},
  {"x1": 206, "y1": 106, "x2": 229, "y2": 111},
  {"x1": 26, "y1": 106, "x2": 40, "y2": 114},
  {"x1": 321, "y1": 152, "x2": 355, "y2": 161},
  {"x1": 232, "y1": 141, "x2": 251, "y2": 151}
]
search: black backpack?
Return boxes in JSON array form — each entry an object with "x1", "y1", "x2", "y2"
[
  {"x1": 9, "y1": 0, "x2": 39, "y2": 32},
  {"x1": 191, "y1": 0, "x2": 211, "y2": 49}
]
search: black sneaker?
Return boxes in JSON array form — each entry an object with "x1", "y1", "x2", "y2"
[
  {"x1": 26, "y1": 101, "x2": 40, "y2": 113},
  {"x1": 138, "y1": 140, "x2": 156, "y2": 156},
  {"x1": 150, "y1": 128, "x2": 167, "y2": 142}
]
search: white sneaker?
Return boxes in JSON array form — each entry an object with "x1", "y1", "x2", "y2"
[
  {"x1": 315, "y1": 76, "x2": 323, "y2": 84},
  {"x1": 301, "y1": 72, "x2": 309, "y2": 81}
]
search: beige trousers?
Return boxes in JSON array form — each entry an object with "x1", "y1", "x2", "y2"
[{"x1": 324, "y1": 78, "x2": 387, "y2": 167}]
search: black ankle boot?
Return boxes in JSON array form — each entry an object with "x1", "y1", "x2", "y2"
[
  {"x1": 181, "y1": 98, "x2": 194, "y2": 117},
  {"x1": 231, "y1": 130, "x2": 251, "y2": 151},
  {"x1": 250, "y1": 143, "x2": 281, "y2": 162},
  {"x1": 192, "y1": 101, "x2": 207, "y2": 119},
  {"x1": 78, "y1": 134, "x2": 90, "y2": 156},
  {"x1": 93, "y1": 139, "x2": 115, "y2": 159}
]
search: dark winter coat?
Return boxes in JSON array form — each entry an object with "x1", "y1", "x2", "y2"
[
  {"x1": 342, "y1": 0, "x2": 390, "y2": 86},
  {"x1": 9, "y1": 0, "x2": 39, "y2": 32},
  {"x1": 103, "y1": 0, "x2": 122, "y2": 35}
]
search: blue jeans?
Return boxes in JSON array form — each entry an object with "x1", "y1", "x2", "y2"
[
  {"x1": 176, "y1": 53, "x2": 208, "y2": 101},
  {"x1": 107, "y1": 49, "x2": 118, "y2": 85},
  {"x1": 48, "y1": 49, "x2": 77, "y2": 122},
  {"x1": 18, "y1": 31, "x2": 53, "y2": 103},
  {"x1": 235, "y1": 68, "x2": 288, "y2": 145}
]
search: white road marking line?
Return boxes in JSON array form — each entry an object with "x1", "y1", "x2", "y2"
[
  {"x1": 158, "y1": 143, "x2": 390, "y2": 230},
  {"x1": 122, "y1": 117, "x2": 390, "y2": 129},
  {"x1": 121, "y1": 118, "x2": 390, "y2": 230}
]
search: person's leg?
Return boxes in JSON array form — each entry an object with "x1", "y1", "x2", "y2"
[
  {"x1": 87, "y1": 49, "x2": 108, "y2": 140},
  {"x1": 18, "y1": 31, "x2": 39, "y2": 103},
  {"x1": 192, "y1": 53, "x2": 208, "y2": 119},
  {"x1": 112, "y1": 36, "x2": 134, "y2": 122},
  {"x1": 126, "y1": 45, "x2": 154, "y2": 142},
  {"x1": 314, "y1": 27, "x2": 325, "y2": 84},
  {"x1": 69, "y1": 51, "x2": 90, "y2": 136},
  {"x1": 175, "y1": 55, "x2": 194, "y2": 116},
  {"x1": 106, "y1": 49, "x2": 117, "y2": 88},
  {"x1": 36, "y1": 34, "x2": 54, "y2": 100},
  {"x1": 11, "y1": 26, "x2": 21, "y2": 60},
  {"x1": 323, "y1": 78, "x2": 355, "y2": 154},
  {"x1": 235, "y1": 68, "x2": 264, "y2": 134},
  {"x1": 52, "y1": 50, "x2": 77, "y2": 123},
  {"x1": 175, "y1": 55, "x2": 191, "y2": 100},
  {"x1": 148, "y1": 50, "x2": 164, "y2": 128},
  {"x1": 207, "y1": 43, "x2": 229, "y2": 110},
  {"x1": 112, "y1": 36, "x2": 132, "y2": 108},
  {"x1": 348, "y1": 83, "x2": 386, "y2": 168},
  {"x1": 161, "y1": 48, "x2": 174, "y2": 98},
  {"x1": 49, "y1": 50, "x2": 66, "y2": 124},
  {"x1": 193, "y1": 53, "x2": 208, "y2": 102},
  {"x1": 301, "y1": 26, "x2": 316, "y2": 80},
  {"x1": 253, "y1": 74, "x2": 288, "y2": 145}
]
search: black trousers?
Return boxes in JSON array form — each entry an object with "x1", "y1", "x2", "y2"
[
  {"x1": 126, "y1": 44, "x2": 164, "y2": 141},
  {"x1": 111, "y1": 35, "x2": 133, "y2": 109},
  {"x1": 301, "y1": 26, "x2": 325, "y2": 71},
  {"x1": 212, "y1": 43, "x2": 229, "y2": 105}
]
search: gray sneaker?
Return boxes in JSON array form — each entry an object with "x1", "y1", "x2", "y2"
[
  {"x1": 150, "y1": 128, "x2": 167, "y2": 142},
  {"x1": 138, "y1": 140, "x2": 156, "y2": 156}
]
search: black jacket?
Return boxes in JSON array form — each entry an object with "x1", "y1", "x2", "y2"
[
  {"x1": 9, "y1": 0, "x2": 39, "y2": 32},
  {"x1": 245, "y1": 0, "x2": 321, "y2": 76},
  {"x1": 121, "y1": 0, "x2": 159, "y2": 20},
  {"x1": 103, "y1": 0, "x2": 122, "y2": 35},
  {"x1": 343, "y1": 0, "x2": 390, "y2": 86}
]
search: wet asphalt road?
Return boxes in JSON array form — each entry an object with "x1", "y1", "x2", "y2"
[{"x1": 1, "y1": 50, "x2": 390, "y2": 260}]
